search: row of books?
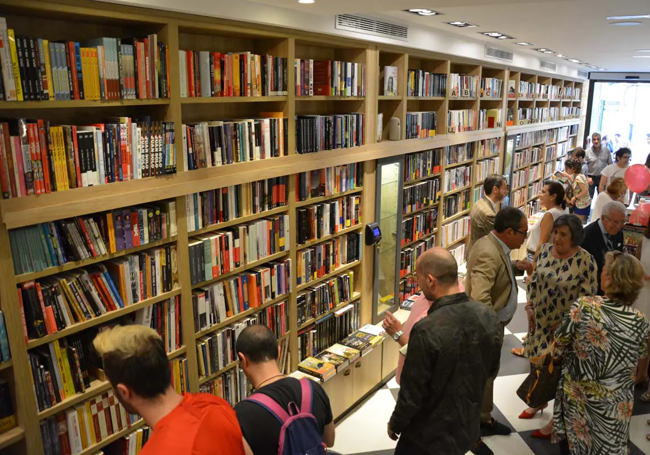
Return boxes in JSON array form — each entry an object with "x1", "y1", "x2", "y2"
[
  {"x1": 406, "y1": 70, "x2": 446, "y2": 97},
  {"x1": 402, "y1": 208, "x2": 437, "y2": 246},
  {"x1": 199, "y1": 365, "x2": 251, "y2": 408},
  {"x1": 0, "y1": 118, "x2": 175, "y2": 199},
  {"x1": 296, "y1": 233, "x2": 362, "y2": 285},
  {"x1": 136, "y1": 296, "x2": 182, "y2": 354},
  {"x1": 404, "y1": 148, "x2": 442, "y2": 182},
  {"x1": 480, "y1": 77, "x2": 503, "y2": 98},
  {"x1": 10, "y1": 201, "x2": 176, "y2": 275},
  {"x1": 443, "y1": 190, "x2": 470, "y2": 219},
  {"x1": 557, "y1": 142, "x2": 568, "y2": 158},
  {"x1": 0, "y1": 311, "x2": 8, "y2": 363},
  {"x1": 255, "y1": 299, "x2": 289, "y2": 337},
  {"x1": 297, "y1": 195, "x2": 362, "y2": 244},
  {"x1": 405, "y1": 111, "x2": 437, "y2": 139},
  {"x1": 294, "y1": 59, "x2": 366, "y2": 97},
  {"x1": 513, "y1": 148, "x2": 530, "y2": 170},
  {"x1": 528, "y1": 179, "x2": 544, "y2": 200},
  {"x1": 400, "y1": 236, "x2": 435, "y2": 278},
  {"x1": 479, "y1": 109, "x2": 502, "y2": 129},
  {"x1": 531, "y1": 147, "x2": 543, "y2": 163},
  {"x1": 526, "y1": 199, "x2": 541, "y2": 218},
  {"x1": 297, "y1": 271, "x2": 355, "y2": 327},
  {"x1": 179, "y1": 50, "x2": 287, "y2": 98},
  {"x1": 547, "y1": 129, "x2": 558, "y2": 144},
  {"x1": 40, "y1": 390, "x2": 139, "y2": 455},
  {"x1": 513, "y1": 169, "x2": 528, "y2": 189},
  {"x1": 18, "y1": 245, "x2": 178, "y2": 341},
  {"x1": 530, "y1": 164, "x2": 542, "y2": 181},
  {"x1": 0, "y1": 20, "x2": 168, "y2": 101},
  {"x1": 569, "y1": 124, "x2": 579, "y2": 136},
  {"x1": 446, "y1": 142, "x2": 475, "y2": 165},
  {"x1": 101, "y1": 426, "x2": 151, "y2": 455},
  {"x1": 561, "y1": 106, "x2": 581, "y2": 118},
  {"x1": 403, "y1": 179, "x2": 439, "y2": 215},
  {"x1": 447, "y1": 109, "x2": 479, "y2": 133},
  {"x1": 193, "y1": 258, "x2": 291, "y2": 331},
  {"x1": 544, "y1": 161, "x2": 556, "y2": 179},
  {"x1": 0, "y1": 379, "x2": 15, "y2": 435},
  {"x1": 558, "y1": 126, "x2": 569, "y2": 142},
  {"x1": 399, "y1": 275, "x2": 418, "y2": 303},
  {"x1": 296, "y1": 164, "x2": 363, "y2": 202},
  {"x1": 449, "y1": 243, "x2": 466, "y2": 266},
  {"x1": 476, "y1": 157, "x2": 500, "y2": 183},
  {"x1": 185, "y1": 177, "x2": 289, "y2": 232},
  {"x1": 297, "y1": 301, "x2": 362, "y2": 367},
  {"x1": 298, "y1": 323, "x2": 382, "y2": 381},
  {"x1": 444, "y1": 165, "x2": 472, "y2": 192},
  {"x1": 473, "y1": 186, "x2": 484, "y2": 204},
  {"x1": 182, "y1": 117, "x2": 288, "y2": 170},
  {"x1": 477, "y1": 137, "x2": 502, "y2": 158},
  {"x1": 295, "y1": 114, "x2": 365, "y2": 154},
  {"x1": 512, "y1": 187, "x2": 526, "y2": 207},
  {"x1": 545, "y1": 145, "x2": 557, "y2": 162},
  {"x1": 449, "y1": 73, "x2": 479, "y2": 98},
  {"x1": 196, "y1": 317, "x2": 256, "y2": 378},
  {"x1": 441, "y1": 215, "x2": 470, "y2": 247}
]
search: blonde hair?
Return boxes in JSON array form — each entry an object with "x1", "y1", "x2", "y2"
[
  {"x1": 604, "y1": 252, "x2": 645, "y2": 305},
  {"x1": 93, "y1": 324, "x2": 162, "y2": 358},
  {"x1": 606, "y1": 177, "x2": 627, "y2": 199}
]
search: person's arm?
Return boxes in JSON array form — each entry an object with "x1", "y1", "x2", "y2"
[
  {"x1": 388, "y1": 326, "x2": 436, "y2": 436},
  {"x1": 382, "y1": 311, "x2": 407, "y2": 347},
  {"x1": 599, "y1": 173, "x2": 608, "y2": 193},
  {"x1": 582, "y1": 255, "x2": 599, "y2": 297},
  {"x1": 468, "y1": 249, "x2": 498, "y2": 307},
  {"x1": 322, "y1": 422, "x2": 335, "y2": 447},
  {"x1": 534, "y1": 212, "x2": 554, "y2": 260},
  {"x1": 243, "y1": 438, "x2": 254, "y2": 455},
  {"x1": 553, "y1": 298, "x2": 583, "y2": 360}
]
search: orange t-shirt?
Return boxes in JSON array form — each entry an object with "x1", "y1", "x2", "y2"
[{"x1": 141, "y1": 393, "x2": 245, "y2": 455}]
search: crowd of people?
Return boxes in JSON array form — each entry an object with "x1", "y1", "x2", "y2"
[{"x1": 85, "y1": 137, "x2": 650, "y2": 455}]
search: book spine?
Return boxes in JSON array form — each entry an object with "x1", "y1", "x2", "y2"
[{"x1": 6, "y1": 29, "x2": 22, "y2": 101}]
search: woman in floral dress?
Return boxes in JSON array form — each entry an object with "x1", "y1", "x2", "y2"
[{"x1": 553, "y1": 251, "x2": 650, "y2": 455}]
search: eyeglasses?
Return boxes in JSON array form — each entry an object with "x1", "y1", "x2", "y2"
[
  {"x1": 513, "y1": 229, "x2": 528, "y2": 236},
  {"x1": 603, "y1": 215, "x2": 625, "y2": 227}
]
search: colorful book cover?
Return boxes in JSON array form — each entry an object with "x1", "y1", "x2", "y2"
[{"x1": 297, "y1": 356, "x2": 336, "y2": 382}]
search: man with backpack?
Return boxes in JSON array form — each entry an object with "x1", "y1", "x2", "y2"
[{"x1": 235, "y1": 325, "x2": 335, "y2": 455}]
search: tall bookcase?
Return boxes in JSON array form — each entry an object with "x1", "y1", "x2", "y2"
[{"x1": 0, "y1": 1, "x2": 586, "y2": 453}]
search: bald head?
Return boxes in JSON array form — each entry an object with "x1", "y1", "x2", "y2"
[{"x1": 416, "y1": 247, "x2": 458, "y2": 286}]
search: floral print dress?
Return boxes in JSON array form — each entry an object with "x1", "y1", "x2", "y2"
[
  {"x1": 553, "y1": 296, "x2": 650, "y2": 454},
  {"x1": 524, "y1": 244, "x2": 597, "y2": 359}
]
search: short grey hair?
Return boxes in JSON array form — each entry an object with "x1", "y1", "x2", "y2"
[
  {"x1": 417, "y1": 247, "x2": 458, "y2": 285},
  {"x1": 602, "y1": 201, "x2": 626, "y2": 218},
  {"x1": 592, "y1": 132, "x2": 601, "y2": 140},
  {"x1": 553, "y1": 215, "x2": 584, "y2": 247}
]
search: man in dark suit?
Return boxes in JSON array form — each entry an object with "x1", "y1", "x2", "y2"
[{"x1": 581, "y1": 201, "x2": 626, "y2": 294}]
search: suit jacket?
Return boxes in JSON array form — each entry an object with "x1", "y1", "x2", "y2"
[
  {"x1": 468, "y1": 197, "x2": 497, "y2": 252},
  {"x1": 581, "y1": 220, "x2": 624, "y2": 295},
  {"x1": 465, "y1": 233, "x2": 517, "y2": 315}
]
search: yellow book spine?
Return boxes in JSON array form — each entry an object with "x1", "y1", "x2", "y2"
[
  {"x1": 76, "y1": 406, "x2": 89, "y2": 450},
  {"x1": 56, "y1": 127, "x2": 70, "y2": 190},
  {"x1": 43, "y1": 40, "x2": 54, "y2": 100},
  {"x1": 48, "y1": 126, "x2": 62, "y2": 190},
  {"x1": 7, "y1": 29, "x2": 22, "y2": 101},
  {"x1": 136, "y1": 428, "x2": 143, "y2": 451},
  {"x1": 60, "y1": 347, "x2": 77, "y2": 398},
  {"x1": 92, "y1": 49, "x2": 100, "y2": 100},
  {"x1": 52, "y1": 340, "x2": 75, "y2": 399},
  {"x1": 84, "y1": 401, "x2": 97, "y2": 445},
  {"x1": 233, "y1": 54, "x2": 241, "y2": 96},
  {"x1": 173, "y1": 359, "x2": 181, "y2": 393}
]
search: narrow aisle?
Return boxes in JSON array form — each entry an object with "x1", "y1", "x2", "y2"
[{"x1": 332, "y1": 279, "x2": 650, "y2": 454}]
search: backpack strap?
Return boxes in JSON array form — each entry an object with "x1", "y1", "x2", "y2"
[
  {"x1": 247, "y1": 393, "x2": 291, "y2": 423},
  {"x1": 299, "y1": 378, "x2": 313, "y2": 414}
]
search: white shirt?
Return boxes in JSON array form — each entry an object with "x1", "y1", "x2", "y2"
[
  {"x1": 492, "y1": 233, "x2": 518, "y2": 323},
  {"x1": 601, "y1": 163, "x2": 628, "y2": 182},
  {"x1": 526, "y1": 207, "x2": 566, "y2": 252},
  {"x1": 586, "y1": 146, "x2": 613, "y2": 175},
  {"x1": 590, "y1": 192, "x2": 614, "y2": 222}
]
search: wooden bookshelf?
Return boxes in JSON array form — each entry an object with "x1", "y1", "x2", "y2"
[{"x1": 0, "y1": 1, "x2": 586, "y2": 453}]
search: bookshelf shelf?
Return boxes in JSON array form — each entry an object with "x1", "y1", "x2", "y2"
[
  {"x1": 444, "y1": 234, "x2": 468, "y2": 250},
  {"x1": 14, "y1": 236, "x2": 179, "y2": 284},
  {"x1": 296, "y1": 96, "x2": 365, "y2": 101},
  {"x1": 168, "y1": 346, "x2": 188, "y2": 360},
  {"x1": 191, "y1": 250, "x2": 290, "y2": 289},
  {"x1": 38, "y1": 379, "x2": 112, "y2": 421},
  {"x1": 0, "y1": 426, "x2": 25, "y2": 450},
  {"x1": 190, "y1": 206, "x2": 290, "y2": 236},
  {"x1": 403, "y1": 173, "x2": 441, "y2": 187},
  {"x1": 296, "y1": 260, "x2": 360, "y2": 292},
  {"x1": 194, "y1": 293, "x2": 290, "y2": 340},
  {"x1": 480, "y1": 97, "x2": 503, "y2": 101},
  {"x1": 297, "y1": 224, "x2": 363, "y2": 250},
  {"x1": 295, "y1": 187, "x2": 364, "y2": 208},
  {"x1": 378, "y1": 95, "x2": 402, "y2": 101},
  {"x1": 407, "y1": 96, "x2": 445, "y2": 101},
  {"x1": 181, "y1": 96, "x2": 288, "y2": 104},
  {"x1": 444, "y1": 185, "x2": 471, "y2": 196},
  {"x1": 449, "y1": 97, "x2": 478, "y2": 101},
  {"x1": 0, "y1": 359, "x2": 12, "y2": 372},
  {"x1": 443, "y1": 209, "x2": 470, "y2": 224},
  {"x1": 402, "y1": 204, "x2": 438, "y2": 219},
  {"x1": 445, "y1": 159, "x2": 474, "y2": 170},
  {"x1": 476, "y1": 153, "x2": 501, "y2": 161},
  {"x1": 26, "y1": 288, "x2": 183, "y2": 350},
  {"x1": 298, "y1": 292, "x2": 362, "y2": 331},
  {"x1": 77, "y1": 420, "x2": 146, "y2": 455},
  {"x1": 475, "y1": 179, "x2": 485, "y2": 187},
  {"x1": 0, "y1": 99, "x2": 170, "y2": 110},
  {"x1": 401, "y1": 229, "x2": 437, "y2": 249},
  {"x1": 198, "y1": 360, "x2": 240, "y2": 386}
]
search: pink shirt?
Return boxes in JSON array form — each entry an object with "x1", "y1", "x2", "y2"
[{"x1": 396, "y1": 294, "x2": 432, "y2": 384}]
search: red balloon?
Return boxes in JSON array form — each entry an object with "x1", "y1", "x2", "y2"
[
  {"x1": 625, "y1": 164, "x2": 650, "y2": 194},
  {"x1": 630, "y1": 203, "x2": 650, "y2": 226}
]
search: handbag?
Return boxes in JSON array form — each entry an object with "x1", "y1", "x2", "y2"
[{"x1": 516, "y1": 352, "x2": 562, "y2": 408}]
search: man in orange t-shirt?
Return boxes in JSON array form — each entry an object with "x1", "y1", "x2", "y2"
[{"x1": 93, "y1": 325, "x2": 251, "y2": 455}]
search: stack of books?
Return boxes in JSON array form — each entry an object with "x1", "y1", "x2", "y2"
[
  {"x1": 294, "y1": 59, "x2": 366, "y2": 97},
  {"x1": 296, "y1": 164, "x2": 363, "y2": 202},
  {"x1": 297, "y1": 271, "x2": 355, "y2": 326},
  {"x1": 404, "y1": 149, "x2": 442, "y2": 182},
  {"x1": 405, "y1": 111, "x2": 437, "y2": 139},
  {"x1": 297, "y1": 195, "x2": 362, "y2": 244},
  {"x1": 295, "y1": 114, "x2": 365, "y2": 154},
  {"x1": 401, "y1": 209, "x2": 437, "y2": 246}
]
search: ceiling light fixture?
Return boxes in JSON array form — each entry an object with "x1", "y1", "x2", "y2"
[
  {"x1": 635, "y1": 49, "x2": 650, "y2": 52},
  {"x1": 633, "y1": 55, "x2": 650, "y2": 58},
  {"x1": 607, "y1": 14, "x2": 649, "y2": 20},
  {"x1": 535, "y1": 48, "x2": 555, "y2": 54},
  {"x1": 567, "y1": 58, "x2": 581, "y2": 63},
  {"x1": 405, "y1": 8, "x2": 440, "y2": 16},
  {"x1": 609, "y1": 21, "x2": 642, "y2": 26},
  {"x1": 516, "y1": 42, "x2": 533, "y2": 46},
  {"x1": 446, "y1": 21, "x2": 477, "y2": 28},
  {"x1": 483, "y1": 31, "x2": 502, "y2": 37},
  {"x1": 298, "y1": 0, "x2": 315, "y2": 3},
  {"x1": 556, "y1": 54, "x2": 566, "y2": 58}
]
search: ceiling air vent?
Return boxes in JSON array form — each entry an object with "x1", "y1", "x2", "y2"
[
  {"x1": 485, "y1": 46, "x2": 513, "y2": 62},
  {"x1": 336, "y1": 15, "x2": 408, "y2": 41},
  {"x1": 577, "y1": 70, "x2": 588, "y2": 78},
  {"x1": 540, "y1": 60, "x2": 557, "y2": 71}
]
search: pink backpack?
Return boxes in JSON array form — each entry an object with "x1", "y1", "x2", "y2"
[{"x1": 246, "y1": 378, "x2": 327, "y2": 455}]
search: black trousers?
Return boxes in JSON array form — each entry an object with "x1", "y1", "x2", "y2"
[
  {"x1": 559, "y1": 439, "x2": 571, "y2": 455},
  {"x1": 588, "y1": 174, "x2": 601, "y2": 199}
]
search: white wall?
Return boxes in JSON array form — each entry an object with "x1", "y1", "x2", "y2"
[{"x1": 99, "y1": 0, "x2": 584, "y2": 79}]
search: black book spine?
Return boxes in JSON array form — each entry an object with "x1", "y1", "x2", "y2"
[
  {"x1": 30, "y1": 38, "x2": 44, "y2": 99},
  {"x1": 116, "y1": 39, "x2": 124, "y2": 99},
  {"x1": 15, "y1": 36, "x2": 30, "y2": 100}
]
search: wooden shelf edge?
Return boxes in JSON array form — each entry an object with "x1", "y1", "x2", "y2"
[
  {"x1": 297, "y1": 224, "x2": 363, "y2": 251},
  {"x1": 0, "y1": 359, "x2": 12, "y2": 372},
  {"x1": 444, "y1": 234, "x2": 468, "y2": 249},
  {"x1": 402, "y1": 203, "x2": 439, "y2": 219},
  {"x1": 296, "y1": 261, "x2": 360, "y2": 292},
  {"x1": 0, "y1": 99, "x2": 170, "y2": 109},
  {"x1": 297, "y1": 292, "x2": 362, "y2": 331},
  {"x1": 15, "y1": 236, "x2": 178, "y2": 283},
  {"x1": 192, "y1": 250, "x2": 290, "y2": 289},
  {"x1": 401, "y1": 229, "x2": 437, "y2": 250},
  {"x1": 181, "y1": 96, "x2": 287, "y2": 104},
  {"x1": 198, "y1": 360, "x2": 240, "y2": 385},
  {"x1": 295, "y1": 188, "x2": 364, "y2": 208},
  {"x1": 443, "y1": 209, "x2": 470, "y2": 224},
  {"x1": 77, "y1": 420, "x2": 146, "y2": 455},
  {"x1": 444, "y1": 159, "x2": 474, "y2": 169},
  {"x1": 27, "y1": 288, "x2": 182, "y2": 350},
  {"x1": 0, "y1": 426, "x2": 25, "y2": 450},
  {"x1": 296, "y1": 96, "x2": 365, "y2": 101},
  {"x1": 190, "y1": 206, "x2": 290, "y2": 236},
  {"x1": 444, "y1": 185, "x2": 471, "y2": 196},
  {"x1": 403, "y1": 173, "x2": 441, "y2": 187}
]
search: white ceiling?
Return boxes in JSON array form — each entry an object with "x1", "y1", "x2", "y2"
[{"x1": 246, "y1": 0, "x2": 650, "y2": 72}]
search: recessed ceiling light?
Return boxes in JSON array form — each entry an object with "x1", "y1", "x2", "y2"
[
  {"x1": 607, "y1": 14, "x2": 649, "y2": 20},
  {"x1": 298, "y1": 0, "x2": 315, "y2": 3},
  {"x1": 556, "y1": 54, "x2": 566, "y2": 58},
  {"x1": 535, "y1": 48, "x2": 555, "y2": 54},
  {"x1": 609, "y1": 21, "x2": 642, "y2": 26},
  {"x1": 483, "y1": 31, "x2": 502, "y2": 37},
  {"x1": 446, "y1": 21, "x2": 477, "y2": 28},
  {"x1": 516, "y1": 42, "x2": 533, "y2": 46},
  {"x1": 406, "y1": 8, "x2": 441, "y2": 16},
  {"x1": 633, "y1": 55, "x2": 650, "y2": 58},
  {"x1": 636, "y1": 49, "x2": 650, "y2": 52},
  {"x1": 567, "y1": 58, "x2": 581, "y2": 63}
]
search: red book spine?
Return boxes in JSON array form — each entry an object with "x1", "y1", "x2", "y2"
[
  {"x1": 187, "y1": 51, "x2": 195, "y2": 97},
  {"x1": 71, "y1": 126, "x2": 82, "y2": 187},
  {"x1": 37, "y1": 119, "x2": 51, "y2": 194},
  {"x1": 67, "y1": 42, "x2": 80, "y2": 100},
  {"x1": 27, "y1": 123, "x2": 43, "y2": 195},
  {"x1": 0, "y1": 123, "x2": 10, "y2": 198},
  {"x1": 144, "y1": 38, "x2": 151, "y2": 99},
  {"x1": 77, "y1": 218, "x2": 97, "y2": 257},
  {"x1": 131, "y1": 210, "x2": 140, "y2": 247},
  {"x1": 17, "y1": 288, "x2": 28, "y2": 342},
  {"x1": 34, "y1": 282, "x2": 53, "y2": 334}
]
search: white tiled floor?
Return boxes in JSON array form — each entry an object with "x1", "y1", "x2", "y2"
[
  {"x1": 630, "y1": 414, "x2": 650, "y2": 453},
  {"x1": 492, "y1": 374, "x2": 554, "y2": 433}
]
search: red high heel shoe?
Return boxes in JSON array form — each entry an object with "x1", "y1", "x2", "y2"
[
  {"x1": 519, "y1": 403, "x2": 548, "y2": 419},
  {"x1": 531, "y1": 429, "x2": 552, "y2": 440}
]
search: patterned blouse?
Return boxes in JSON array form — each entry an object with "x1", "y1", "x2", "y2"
[
  {"x1": 572, "y1": 173, "x2": 591, "y2": 209},
  {"x1": 524, "y1": 244, "x2": 597, "y2": 359},
  {"x1": 553, "y1": 296, "x2": 650, "y2": 454}
]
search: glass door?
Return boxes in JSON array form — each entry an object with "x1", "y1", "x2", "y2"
[{"x1": 373, "y1": 156, "x2": 403, "y2": 323}]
